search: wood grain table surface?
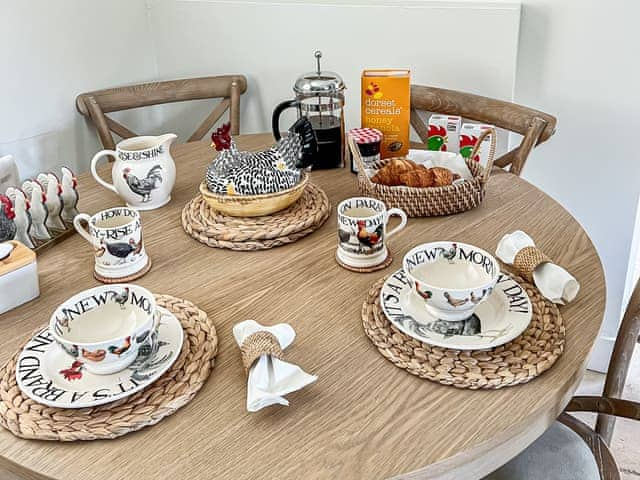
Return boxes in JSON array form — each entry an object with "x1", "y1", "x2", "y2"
[{"x1": 0, "y1": 134, "x2": 605, "y2": 480}]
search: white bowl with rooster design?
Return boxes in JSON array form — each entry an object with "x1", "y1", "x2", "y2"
[
  {"x1": 402, "y1": 242, "x2": 500, "y2": 322},
  {"x1": 49, "y1": 284, "x2": 157, "y2": 375}
]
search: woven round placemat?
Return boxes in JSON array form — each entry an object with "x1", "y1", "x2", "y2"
[
  {"x1": 182, "y1": 183, "x2": 331, "y2": 250},
  {"x1": 362, "y1": 274, "x2": 564, "y2": 389},
  {"x1": 0, "y1": 295, "x2": 218, "y2": 441}
]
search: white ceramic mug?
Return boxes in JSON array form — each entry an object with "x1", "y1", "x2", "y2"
[
  {"x1": 337, "y1": 197, "x2": 407, "y2": 268},
  {"x1": 73, "y1": 207, "x2": 148, "y2": 279},
  {"x1": 90, "y1": 134, "x2": 177, "y2": 210}
]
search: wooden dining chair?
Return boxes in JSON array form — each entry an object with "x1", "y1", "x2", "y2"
[
  {"x1": 76, "y1": 75, "x2": 247, "y2": 150},
  {"x1": 410, "y1": 85, "x2": 557, "y2": 176},
  {"x1": 485, "y1": 280, "x2": 640, "y2": 479}
]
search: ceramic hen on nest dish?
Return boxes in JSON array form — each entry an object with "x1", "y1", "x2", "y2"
[{"x1": 200, "y1": 119, "x2": 317, "y2": 217}]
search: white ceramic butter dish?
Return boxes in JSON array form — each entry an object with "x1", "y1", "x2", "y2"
[{"x1": 0, "y1": 241, "x2": 39, "y2": 314}]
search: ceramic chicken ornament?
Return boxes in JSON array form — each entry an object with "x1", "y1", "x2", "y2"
[
  {"x1": 0, "y1": 195, "x2": 16, "y2": 242},
  {"x1": 37, "y1": 172, "x2": 66, "y2": 231},
  {"x1": 22, "y1": 180, "x2": 50, "y2": 241},
  {"x1": 205, "y1": 118, "x2": 317, "y2": 195},
  {"x1": 5, "y1": 187, "x2": 34, "y2": 248},
  {"x1": 60, "y1": 166, "x2": 79, "y2": 223}
]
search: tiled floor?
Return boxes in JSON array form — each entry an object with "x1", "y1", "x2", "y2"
[{"x1": 576, "y1": 349, "x2": 640, "y2": 479}]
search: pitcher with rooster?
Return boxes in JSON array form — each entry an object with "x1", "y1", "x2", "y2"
[{"x1": 90, "y1": 134, "x2": 177, "y2": 210}]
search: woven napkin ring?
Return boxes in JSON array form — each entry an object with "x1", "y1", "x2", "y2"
[
  {"x1": 513, "y1": 246, "x2": 551, "y2": 282},
  {"x1": 240, "y1": 331, "x2": 284, "y2": 373}
]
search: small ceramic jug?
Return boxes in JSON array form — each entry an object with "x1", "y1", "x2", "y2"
[{"x1": 91, "y1": 134, "x2": 177, "y2": 210}]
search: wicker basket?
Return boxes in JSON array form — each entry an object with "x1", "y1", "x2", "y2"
[{"x1": 348, "y1": 129, "x2": 496, "y2": 217}]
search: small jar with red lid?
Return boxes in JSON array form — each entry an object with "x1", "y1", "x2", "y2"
[{"x1": 348, "y1": 128, "x2": 383, "y2": 175}]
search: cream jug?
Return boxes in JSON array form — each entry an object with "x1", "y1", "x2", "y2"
[{"x1": 91, "y1": 134, "x2": 177, "y2": 210}]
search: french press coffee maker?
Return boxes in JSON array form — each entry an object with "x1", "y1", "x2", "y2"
[{"x1": 272, "y1": 51, "x2": 345, "y2": 169}]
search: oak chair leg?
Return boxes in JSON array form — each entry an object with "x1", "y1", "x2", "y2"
[{"x1": 559, "y1": 413, "x2": 621, "y2": 480}]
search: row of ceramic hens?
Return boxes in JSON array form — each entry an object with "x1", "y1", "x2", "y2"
[
  {"x1": 0, "y1": 167, "x2": 79, "y2": 248},
  {"x1": 205, "y1": 118, "x2": 318, "y2": 196}
]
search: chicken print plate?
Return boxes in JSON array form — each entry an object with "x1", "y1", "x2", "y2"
[
  {"x1": 380, "y1": 269, "x2": 532, "y2": 350},
  {"x1": 15, "y1": 307, "x2": 183, "y2": 409}
]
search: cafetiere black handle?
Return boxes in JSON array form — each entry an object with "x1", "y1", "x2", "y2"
[{"x1": 272, "y1": 100, "x2": 299, "y2": 140}]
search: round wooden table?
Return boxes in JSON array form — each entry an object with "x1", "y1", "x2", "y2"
[{"x1": 0, "y1": 134, "x2": 605, "y2": 480}]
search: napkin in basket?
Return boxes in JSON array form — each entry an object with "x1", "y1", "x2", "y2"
[
  {"x1": 233, "y1": 320, "x2": 317, "y2": 412},
  {"x1": 407, "y1": 149, "x2": 474, "y2": 182},
  {"x1": 496, "y1": 231, "x2": 580, "y2": 304}
]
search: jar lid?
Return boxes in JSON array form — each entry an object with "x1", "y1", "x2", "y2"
[
  {"x1": 349, "y1": 128, "x2": 383, "y2": 144},
  {"x1": 293, "y1": 51, "x2": 345, "y2": 95}
]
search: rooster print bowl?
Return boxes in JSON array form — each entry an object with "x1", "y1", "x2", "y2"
[
  {"x1": 402, "y1": 242, "x2": 500, "y2": 322},
  {"x1": 49, "y1": 284, "x2": 157, "y2": 375}
]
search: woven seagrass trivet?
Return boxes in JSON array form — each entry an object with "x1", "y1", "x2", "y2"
[
  {"x1": 181, "y1": 183, "x2": 331, "y2": 251},
  {"x1": 362, "y1": 274, "x2": 564, "y2": 389},
  {"x1": 0, "y1": 295, "x2": 218, "y2": 441}
]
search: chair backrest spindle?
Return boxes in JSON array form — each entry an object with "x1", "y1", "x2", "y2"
[
  {"x1": 410, "y1": 85, "x2": 557, "y2": 176},
  {"x1": 76, "y1": 75, "x2": 247, "y2": 150}
]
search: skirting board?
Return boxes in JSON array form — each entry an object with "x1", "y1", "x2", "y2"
[{"x1": 588, "y1": 335, "x2": 616, "y2": 373}]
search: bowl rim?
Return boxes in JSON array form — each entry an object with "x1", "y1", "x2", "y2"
[
  {"x1": 402, "y1": 241, "x2": 500, "y2": 293},
  {"x1": 199, "y1": 170, "x2": 309, "y2": 200},
  {"x1": 49, "y1": 283, "x2": 156, "y2": 347}
]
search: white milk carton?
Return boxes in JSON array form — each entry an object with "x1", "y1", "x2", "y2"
[
  {"x1": 459, "y1": 123, "x2": 494, "y2": 166},
  {"x1": 427, "y1": 115, "x2": 462, "y2": 152}
]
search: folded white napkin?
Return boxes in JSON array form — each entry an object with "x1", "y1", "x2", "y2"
[
  {"x1": 496, "y1": 231, "x2": 580, "y2": 304},
  {"x1": 407, "y1": 149, "x2": 474, "y2": 182},
  {"x1": 233, "y1": 320, "x2": 317, "y2": 412}
]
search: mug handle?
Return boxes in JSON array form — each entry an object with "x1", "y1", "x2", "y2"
[
  {"x1": 90, "y1": 150, "x2": 118, "y2": 193},
  {"x1": 385, "y1": 208, "x2": 408, "y2": 238},
  {"x1": 73, "y1": 213, "x2": 97, "y2": 246}
]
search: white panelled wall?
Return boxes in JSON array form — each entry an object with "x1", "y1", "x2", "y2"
[{"x1": 1, "y1": 0, "x2": 637, "y2": 371}]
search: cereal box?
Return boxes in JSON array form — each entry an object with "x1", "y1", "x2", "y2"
[
  {"x1": 361, "y1": 69, "x2": 410, "y2": 159},
  {"x1": 427, "y1": 114, "x2": 462, "y2": 152},
  {"x1": 460, "y1": 123, "x2": 494, "y2": 166}
]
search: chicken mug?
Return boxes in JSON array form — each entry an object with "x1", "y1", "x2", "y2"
[
  {"x1": 336, "y1": 197, "x2": 407, "y2": 268},
  {"x1": 90, "y1": 134, "x2": 177, "y2": 211},
  {"x1": 73, "y1": 207, "x2": 149, "y2": 280}
]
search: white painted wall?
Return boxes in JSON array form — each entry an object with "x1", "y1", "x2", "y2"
[
  {"x1": 148, "y1": 0, "x2": 521, "y2": 138},
  {"x1": 0, "y1": 0, "x2": 159, "y2": 178},
  {"x1": 514, "y1": 0, "x2": 640, "y2": 371}
]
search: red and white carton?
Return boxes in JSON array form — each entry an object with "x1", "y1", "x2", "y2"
[
  {"x1": 427, "y1": 115, "x2": 462, "y2": 152},
  {"x1": 459, "y1": 123, "x2": 494, "y2": 166}
]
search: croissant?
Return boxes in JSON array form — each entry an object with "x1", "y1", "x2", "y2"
[
  {"x1": 371, "y1": 159, "x2": 416, "y2": 186},
  {"x1": 399, "y1": 166, "x2": 435, "y2": 188},
  {"x1": 431, "y1": 167, "x2": 454, "y2": 187}
]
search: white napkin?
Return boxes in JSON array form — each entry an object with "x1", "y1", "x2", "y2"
[
  {"x1": 407, "y1": 149, "x2": 474, "y2": 182},
  {"x1": 233, "y1": 320, "x2": 317, "y2": 412},
  {"x1": 496, "y1": 231, "x2": 580, "y2": 304}
]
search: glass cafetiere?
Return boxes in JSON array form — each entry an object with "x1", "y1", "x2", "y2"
[{"x1": 272, "y1": 51, "x2": 345, "y2": 169}]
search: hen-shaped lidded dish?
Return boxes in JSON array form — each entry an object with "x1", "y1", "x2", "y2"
[
  {"x1": 205, "y1": 118, "x2": 317, "y2": 196},
  {"x1": 200, "y1": 118, "x2": 318, "y2": 217}
]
